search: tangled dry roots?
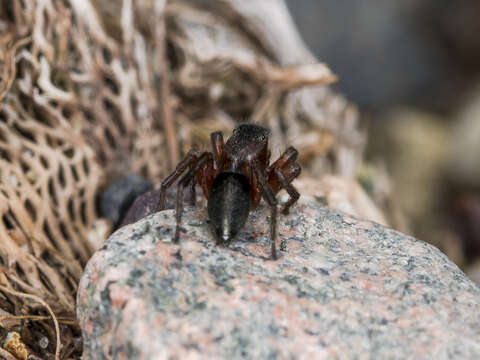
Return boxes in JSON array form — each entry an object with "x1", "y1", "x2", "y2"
[{"x1": 0, "y1": 0, "x2": 365, "y2": 358}]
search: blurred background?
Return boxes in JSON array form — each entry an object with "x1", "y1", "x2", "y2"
[{"x1": 286, "y1": 0, "x2": 480, "y2": 282}]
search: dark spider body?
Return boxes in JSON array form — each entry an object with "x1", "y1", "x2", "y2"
[{"x1": 156, "y1": 124, "x2": 301, "y2": 260}]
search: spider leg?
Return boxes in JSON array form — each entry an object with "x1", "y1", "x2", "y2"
[
  {"x1": 267, "y1": 146, "x2": 298, "y2": 174},
  {"x1": 274, "y1": 167, "x2": 300, "y2": 215},
  {"x1": 187, "y1": 177, "x2": 196, "y2": 207},
  {"x1": 210, "y1": 131, "x2": 224, "y2": 170},
  {"x1": 174, "y1": 152, "x2": 213, "y2": 243},
  {"x1": 267, "y1": 146, "x2": 301, "y2": 214},
  {"x1": 156, "y1": 149, "x2": 199, "y2": 212},
  {"x1": 189, "y1": 132, "x2": 223, "y2": 199},
  {"x1": 253, "y1": 161, "x2": 278, "y2": 260}
]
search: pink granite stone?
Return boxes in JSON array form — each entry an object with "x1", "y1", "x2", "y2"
[{"x1": 77, "y1": 200, "x2": 480, "y2": 359}]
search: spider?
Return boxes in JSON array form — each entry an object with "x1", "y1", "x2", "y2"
[{"x1": 156, "y1": 124, "x2": 301, "y2": 260}]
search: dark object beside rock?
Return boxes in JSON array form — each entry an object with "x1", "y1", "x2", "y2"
[
  {"x1": 120, "y1": 188, "x2": 162, "y2": 227},
  {"x1": 100, "y1": 174, "x2": 153, "y2": 227}
]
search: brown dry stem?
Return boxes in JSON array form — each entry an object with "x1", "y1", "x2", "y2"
[
  {"x1": 0, "y1": 315, "x2": 76, "y2": 326},
  {"x1": 0, "y1": 36, "x2": 31, "y2": 103},
  {"x1": 155, "y1": 0, "x2": 179, "y2": 171},
  {"x1": 0, "y1": 285, "x2": 60, "y2": 360},
  {"x1": 0, "y1": 347, "x2": 17, "y2": 360}
]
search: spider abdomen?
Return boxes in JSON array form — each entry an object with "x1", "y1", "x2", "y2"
[{"x1": 207, "y1": 172, "x2": 250, "y2": 244}]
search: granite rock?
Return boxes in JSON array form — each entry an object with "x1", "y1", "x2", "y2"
[{"x1": 77, "y1": 201, "x2": 480, "y2": 359}]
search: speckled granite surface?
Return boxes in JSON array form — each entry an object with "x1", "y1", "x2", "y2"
[{"x1": 77, "y1": 201, "x2": 480, "y2": 359}]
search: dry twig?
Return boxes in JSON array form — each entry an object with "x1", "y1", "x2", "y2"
[
  {"x1": 0, "y1": 314, "x2": 76, "y2": 326},
  {"x1": 0, "y1": 347, "x2": 17, "y2": 360},
  {"x1": 0, "y1": 285, "x2": 60, "y2": 360},
  {"x1": 0, "y1": 36, "x2": 31, "y2": 102},
  {"x1": 155, "y1": 0, "x2": 179, "y2": 171}
]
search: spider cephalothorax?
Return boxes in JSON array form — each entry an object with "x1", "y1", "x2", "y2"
[{"x1": 156, "y1": 124, "x2": 301, "y2": 260}]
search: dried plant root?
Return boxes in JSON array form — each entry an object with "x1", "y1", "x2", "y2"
[{"x1": 0, "y1": 285, "x2": 60, "y2": 360}]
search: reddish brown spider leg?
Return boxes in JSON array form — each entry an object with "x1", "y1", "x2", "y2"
[
  {"x1": 156, "y1": 149, "x2": 199, "y2": 212},
  {"x1": 253, "y1": 161, "x2": 278, "y2": 260},
  {"x1": 195, "y1": 156, "x2": 215, "y2": 198},
  {"x1": 274, "y1": 167, "x2": 300, "y2": 215},
  {"x1": 187, "y1": 178, "x2": 196, "y2": 206},
  {"x1": 210, "y1": 131, "x2": 224, "y2": 170},
  {"x1": 267, "y1": 146, "x2": 298, "y2": 173},
  {"x1": 174, "y1": 152, "x2": 213, "y2": 243}
]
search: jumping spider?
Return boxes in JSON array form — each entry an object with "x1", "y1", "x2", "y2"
[{"x1": 157, "y1": 124, "x2": 301, "y2": 260}]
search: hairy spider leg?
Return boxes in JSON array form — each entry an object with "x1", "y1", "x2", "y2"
[
  {"x1": 174, "y1": 152, "x2": 214, "y2": 243},
  {"x1": 156, "y1": 149, "x2": 199, "y2": 212},
  {"x1": 267, "y1": 146, "x2": 301, "y2": 214},
  {"x1": 253, "y1": 161, "x2": 278, "y2": 260},
  {"x1": 191, "y1": 131, "x2": 224, "y2": 199},
  {"x1": 267, "y1": 146, "x2": 298, "y2": 173},
  {"x1": 210, "y1": 131, "x2": 225, "y2": 170},
  {"x1": 188, "y1": 173, "x2": 196, "y2": 207},
  {"x1": 274, "y1": 167, "x2": 300, "y2": 215}
]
